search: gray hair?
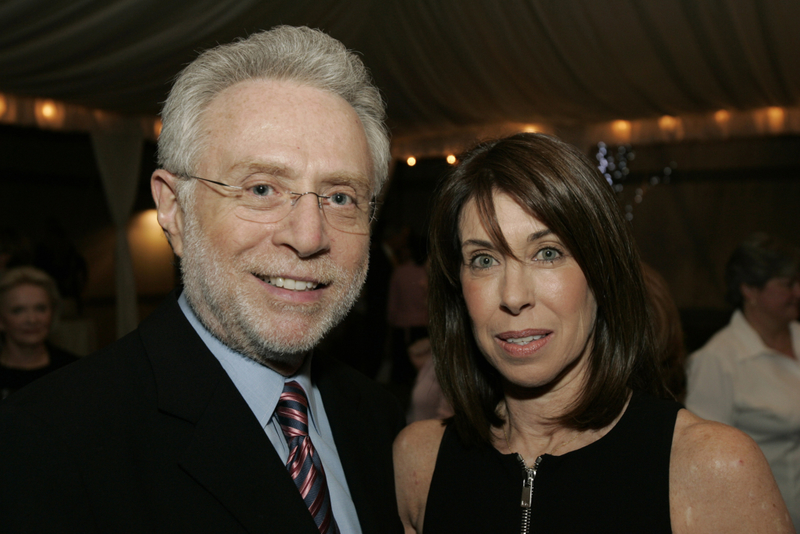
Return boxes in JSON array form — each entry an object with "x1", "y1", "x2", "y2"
[
  {"x1": 725, "y1": 233, "x2": 800, "y2": 309},
  {"x1": 158, "y1": 25, "x2": 390, "y2": 199}
]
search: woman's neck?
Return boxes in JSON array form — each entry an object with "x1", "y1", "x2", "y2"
[
  {"x1": 743, "y1": 307, "x2": 795, "y2": 358},
  {"x1": 497, "y1": 384, "x2": 626, "y2": 466},
  {"x1": 0, "y1": 341, "x2": 50, "y2": 370}
]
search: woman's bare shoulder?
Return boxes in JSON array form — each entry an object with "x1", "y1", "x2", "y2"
[
  {"x1": 393, "y1": 419, "x2": 447, "y2": 494},
  {"x1": 669, "y1": 409, "x2": 793, "y2": 533},
  {"x1": 393, "y1": 419, "x2": 448, "y2": 534}
]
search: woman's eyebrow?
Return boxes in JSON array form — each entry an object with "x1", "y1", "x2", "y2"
[
  {"x1": 527, "y1": 229, "x2": 553, "y2": 242},
  {"x1": 461, "y1": 238, "x2": 494, "y2": 250}
]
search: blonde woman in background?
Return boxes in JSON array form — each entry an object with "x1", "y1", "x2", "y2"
[{"x1": 0, "y1": 266, "x2": 77, "y2": 399}]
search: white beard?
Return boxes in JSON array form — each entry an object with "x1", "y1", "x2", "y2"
[{"x1": 179, "y1": 208, "x2": 368, "y2": 371}]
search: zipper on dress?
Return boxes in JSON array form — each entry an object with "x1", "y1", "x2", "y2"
[{"x1": 516, "y1": 454, "x2": 542, "y2": 534}]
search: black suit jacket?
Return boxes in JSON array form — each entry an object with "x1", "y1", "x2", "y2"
[{"x1": 0, "y1": 294, "x2": 405, "y2": 533}]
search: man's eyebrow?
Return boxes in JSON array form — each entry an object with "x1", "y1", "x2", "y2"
[
  {"x1": 231, "y1": 162, "x2": 291, "y2": 177},
  {"x1": 227, "y1": 163, "x2": 369, "y2": 187}
]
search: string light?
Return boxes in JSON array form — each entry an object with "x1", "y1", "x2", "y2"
[
  {"x1": 446, "y1": 155, "x2": 456, "y2": 164},
  {"x1": 34, "y1": 98, "x2": 65, "y2": 128},
  {"x1": 406, "y1": 156, "x2": 416, "y2": 167},
  {"x1": 658, "y1": 115, "x2": 678, "y2": 132},
  {"x1": 766, "y1": 106, "x2": 785, "y2": 131},
  {"x1": 714, "y1": 109, "x2": 730, "y2": 124},
  {"x1": 595, "y1": 141, "x2": 676, "y2": 222}
]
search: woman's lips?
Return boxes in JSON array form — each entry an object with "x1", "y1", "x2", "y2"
[{"x1": 496, "y1": 329, "x2": 552, "y2": 355}]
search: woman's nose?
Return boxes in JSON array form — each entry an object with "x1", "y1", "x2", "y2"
[{"x1": 499, "y1": 264, "x2": 534, "y2": 315}]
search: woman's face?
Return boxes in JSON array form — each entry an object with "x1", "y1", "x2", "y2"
[
  {"x1": 0, "y1": 284, "x2": 53, "y2": 348},
  {"x1": 745, "y1": 275, "x2": 800, "y2": 326},
  {"x1": 459, "y1": 192, "x2": 597, "y2": 393}
]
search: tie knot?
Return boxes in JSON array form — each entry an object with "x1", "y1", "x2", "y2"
[{"x1": 277, "y1": 380, "x2": 310, "y2": 438}]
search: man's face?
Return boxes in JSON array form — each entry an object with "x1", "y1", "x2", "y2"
[{"x1": 168, "y1": 80, "x2": 372, "y2": 375}]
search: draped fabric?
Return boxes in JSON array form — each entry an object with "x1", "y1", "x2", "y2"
[
  {"x1": 2, "y1": 0, "x2": 799, "y2": 337},
  {"x1": 90, "y1": 119, "x2": 143, "y2": 338},
  {"x1": 1, "y1": 0, "x2": 798, "y2": 151}
]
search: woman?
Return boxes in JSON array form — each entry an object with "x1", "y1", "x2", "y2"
[
  {"x1": 394, "y1": 133, "x2": 791, "y2": 533},
  {"x1": 0, "y1": 266, "x2": 78, "y2": 400},
  {"x1": 686, "y1": 233, "x2": 800, "y2": 531}
]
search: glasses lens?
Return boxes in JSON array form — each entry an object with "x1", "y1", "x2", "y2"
[
  {"x1": 320, "y1": 196, "x2": 372, "y2": 234},
  {"x1": 232, "y1": 189, "x2": 372, "y2": 234}
]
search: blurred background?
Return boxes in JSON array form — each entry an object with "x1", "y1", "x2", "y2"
[{"x1": 1, "y1": 0, "x2": 798, "y2": 371}]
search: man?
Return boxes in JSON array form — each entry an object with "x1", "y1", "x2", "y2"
[{"x1": 0, "y1": 26, "x2": 404, "y2": 534}]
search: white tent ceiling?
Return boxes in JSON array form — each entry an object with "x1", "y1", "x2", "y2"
[{"x1": 2, "y1": 0, "x2": 800, "y2": 154}]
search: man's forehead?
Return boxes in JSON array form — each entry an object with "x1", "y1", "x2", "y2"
[{"x1": 196, "y1": 80, "x2": 372, "y2": 189}]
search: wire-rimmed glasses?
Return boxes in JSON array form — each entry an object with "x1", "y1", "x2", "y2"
[{"x1": 181, "y1": 174, "x2": 377, "y2": 235}]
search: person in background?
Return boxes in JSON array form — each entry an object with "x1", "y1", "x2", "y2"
[
  {"x1": 0, "y1": 26, "x2": 404, "y2": 534},
  {"x1": 387, "y1": 232, "x2": 429, "y2": 386},
  {"x1": 642, "y1": 263, "x2": 687, "y2": 402},
  {"x1": 686, "y1": 233, "x2": 800, "y2": 531},
  {"x1": 0, "y1": 266, "x2": 78, "y2": 399},
  {"x1": 406, "y1": 337, "x2": 453, "y2": 423},
  {"x1": 394, "y1": 133, "x2": 792, "y2": 533}
]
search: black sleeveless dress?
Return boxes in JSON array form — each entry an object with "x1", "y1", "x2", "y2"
[{"x1": 423, "y1": 393, "x2": 682, "y2": 533}]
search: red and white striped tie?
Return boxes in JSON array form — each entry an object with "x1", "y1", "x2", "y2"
[{"x1": 276, "y1": 381, "x2": 339, "y2": 534}]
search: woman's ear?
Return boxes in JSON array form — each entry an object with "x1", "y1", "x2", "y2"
[
  {"x1": 740, "y1": 283, "x2": 759, "y2": 307},
  {"x1": 151, "y1": 170, "x2": 185, "y2": 257}
]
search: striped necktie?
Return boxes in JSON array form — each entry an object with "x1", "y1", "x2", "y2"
[{"x1": 276, "y1": 381, "x2": 340, "y2": 534}]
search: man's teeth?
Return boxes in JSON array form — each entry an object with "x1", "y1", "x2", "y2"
[
  {"x1": 267, "y1": 277, "x2": 318, "y2": 291},
  {"x1": 506, "y1": 334, "x2": 546, "y2": 345}
]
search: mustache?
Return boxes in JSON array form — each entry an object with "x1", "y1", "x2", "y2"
[{"x1": 244, "y1": 254, "x2": 353, "y2": 286}]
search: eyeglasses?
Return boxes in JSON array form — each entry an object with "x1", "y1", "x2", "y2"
[{"x1": 181, "y1": 174, "x2": 377, "y2": 235}]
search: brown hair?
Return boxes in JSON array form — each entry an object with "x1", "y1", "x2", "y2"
[
  {"x1": 428, "y1": 133, "x2": 665, "y2": 446},
  {"x1": 642, "y1": 263, "x2": 686, "y2": 402}
]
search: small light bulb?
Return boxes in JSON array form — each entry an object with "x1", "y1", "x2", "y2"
[
  {"x1": 407, "y1": 156, "x2": 416, "y2": 167},
  {"x1": 446, "y1": 155, "x2": 456, "y2": 164},
  {"x1": 41, "y1": 101, "x2": 56, "y2": 118}
]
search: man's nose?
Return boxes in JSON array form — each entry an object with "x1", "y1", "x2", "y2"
[{"x1": 271, "y1": 193, "x2": 331, "y2": 258}]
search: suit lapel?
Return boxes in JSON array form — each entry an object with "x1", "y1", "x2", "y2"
[{"x1": 138, "y1": 294, "x2": 318, "y2": 534}]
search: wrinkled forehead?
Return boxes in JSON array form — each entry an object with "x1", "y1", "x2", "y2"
[{"x1": 196, "y1": 80, "x2": 373, "y2": 190}]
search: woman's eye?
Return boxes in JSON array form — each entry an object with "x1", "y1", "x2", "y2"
[
  {"x1": 470, "y1": 255, "x2": 498, "y2": 269},
  {"x1": 534, "y1": 247, "x2": 562, "y2": 262}
]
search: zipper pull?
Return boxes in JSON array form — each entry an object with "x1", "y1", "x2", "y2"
[{"x1": 519, "y1": 455, "x2": 542, "y2": 508}]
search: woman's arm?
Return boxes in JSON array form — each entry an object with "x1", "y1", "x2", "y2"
[
  {"x1": 670, "y1": 409, "x2": 793, "y2": 533},
  {"x1": 393, "y1": 419, "x2": 446, "y2": 534}
]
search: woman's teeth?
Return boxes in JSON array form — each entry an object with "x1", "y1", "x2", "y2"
[
  {"x1": 267, "y1": 277, "x2": 318, "y2": 291},
  {"x1": 506, "y1": 334, "x2": 546, "y2": 345}
]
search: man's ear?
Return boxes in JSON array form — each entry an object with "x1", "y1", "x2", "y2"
[{"x1": 151, "y1": 170, "x2": 185, "y2": 258}]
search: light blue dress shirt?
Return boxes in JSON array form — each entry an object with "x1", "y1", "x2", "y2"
[{"x1": 178, "y1": 293, "x2": 362, "y2": 533}]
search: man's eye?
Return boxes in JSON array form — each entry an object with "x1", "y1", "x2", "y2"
[
  {"x1": 250, "y1": 184, "x2": 275, "y2": 197},
  {"x1": 329, "y1": 192, "x2": 355, "y2": 206}
]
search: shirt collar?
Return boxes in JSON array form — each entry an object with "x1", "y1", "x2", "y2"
[
  {"x1": 177, "y1": 292, "x2": 319, "y2": 431},
  {"x1": 730, "y1": 309, "x2": 800, "y2": 362}
]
